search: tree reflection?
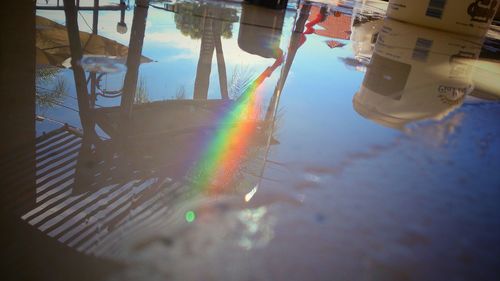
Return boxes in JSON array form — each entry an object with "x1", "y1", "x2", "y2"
[
  {"x1": 174, "y1": 2, "x2": 237, "y2": 39},
  {"x1": 16, "y1": 0, "x2": 285, "y2": 260},
  {"x1": 133, "y1": 76, "x2": 150, "y2": 104},
  {"x1": 171, "y1": 2, "x2": 238, "y2": 99},
  {"x1": 35, "y1": 67, "x2": 68, "y2": 112}
]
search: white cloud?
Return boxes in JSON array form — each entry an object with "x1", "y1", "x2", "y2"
[{"x1": 145, "y1": 29, "x2": 274, "y2": 67}]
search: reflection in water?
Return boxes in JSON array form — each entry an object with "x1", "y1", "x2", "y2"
[
  {"x1": 171, "y1": 2, "x2": 238, "y2": 99},
  {"x1": 20, "y1": 0, "x2": 165, "y2": 256},
  {"x1": 239, "y1": 2, "x2": 284, "y2": 58},
  {"x1": 36, "y1": 67, "x2": 69, "y2": 113},
  {"x1": 36, "y1": 15, "x2": 150, "y2": 69},
  {"x1": 353, "y1": 18, "x2": 482, "y2": 129},
  {"x1": 2, "y1": 0, "x2": 500, "y2": 280},
  {"x1": 349, "y1": 1, "x2": 384, "y2": 67},
  {"x1": 22, "y1": 1, "x2": 348, "y2": 256},
  {"x1": 173, "y1": 2, "x2": 237, "y2": 39},
  {"x1": 237, "y1": 206, "x2": 274, "y2": 250},
  {"x1": 21, "y1": 0, "x2": 294, "y2": 257}
]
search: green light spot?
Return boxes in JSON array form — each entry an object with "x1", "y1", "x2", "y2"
[{"x1": 185, "y1": 211, "x2": 196, "y2": 223}]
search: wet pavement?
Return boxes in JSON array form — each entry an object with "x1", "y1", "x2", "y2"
[{"x1": 1, "y1": 0, "x2": 500, "y2": 280}]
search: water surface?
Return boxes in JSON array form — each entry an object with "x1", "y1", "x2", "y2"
[{"x1": 1, "y1": 0, "x2": 500, "y2": 280}]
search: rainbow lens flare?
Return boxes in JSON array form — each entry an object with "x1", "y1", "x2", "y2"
[{"x1": 190, "y1": 75, "x2": 266, "y2": 192}]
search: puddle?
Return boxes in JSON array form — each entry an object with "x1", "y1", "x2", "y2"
[{"x1": 1, "y1": 0, "x2": 500, "y2": 280}]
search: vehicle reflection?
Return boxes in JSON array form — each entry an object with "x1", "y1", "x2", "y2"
[{"x1": 353, "y1": 18, "x2": 483, "y2": 129}]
